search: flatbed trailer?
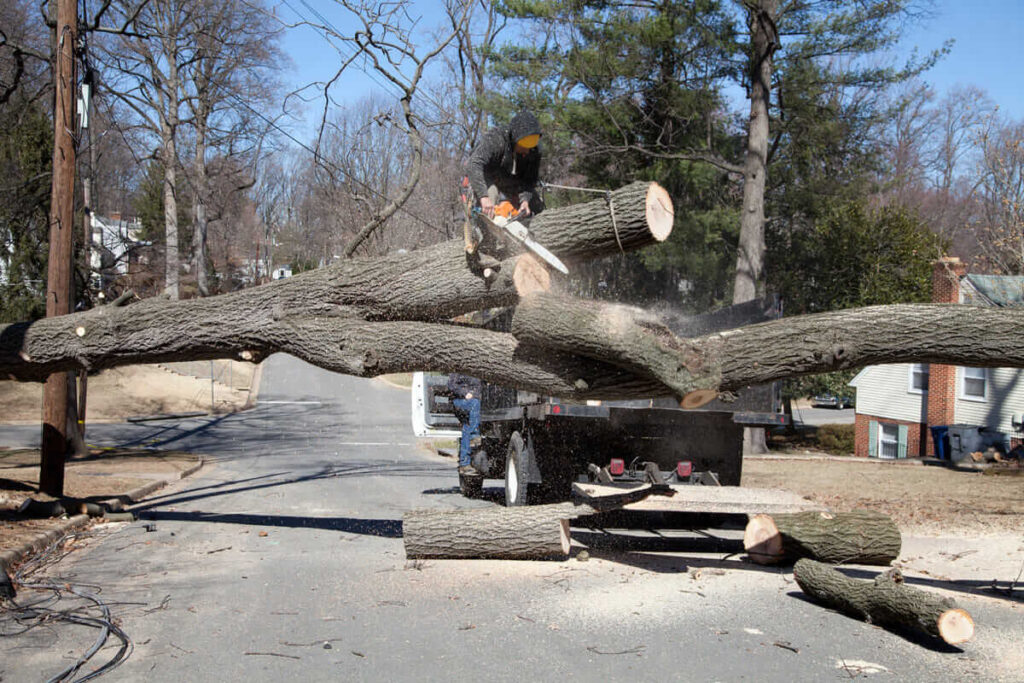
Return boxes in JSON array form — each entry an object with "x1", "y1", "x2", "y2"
[{"x1": 414, "y1": 373, "x2": 787, "y2": 504}]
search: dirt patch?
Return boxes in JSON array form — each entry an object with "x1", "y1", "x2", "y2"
[
  {"x1": 0, "y1": 361, "x2": 255, "y2": 424},
  {"x1": 743, "y1": 455, "x2": 1023, "y2": 535},
  {"x1": 0, "y1": 447, "x2": 200, "y2": 556}
]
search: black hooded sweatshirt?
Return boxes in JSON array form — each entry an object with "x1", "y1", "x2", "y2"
[{"x1": 467, "y1": 111, "x2": 542, "y2": 208}]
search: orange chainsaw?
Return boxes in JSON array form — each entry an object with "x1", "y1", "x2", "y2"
[{"x1": 460, "y1": 177, "x2": 568, "y2": 275}]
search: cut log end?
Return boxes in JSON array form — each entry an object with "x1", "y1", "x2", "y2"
[
  {"x1": 938, "y1": 608, "x2": 975, "y2": 645},
  {"x1": 743, "y1": 514, "x2": 783, "y2": 564},
  {"x1": 514, "y1": 253, "x2": 552, "y2": 296},
  {"x1": 680, "y1": 389, "x2": 718, "y2": 409},
  {"x1": 645, "y1": 183, "x2": 674, "y2": 242}
]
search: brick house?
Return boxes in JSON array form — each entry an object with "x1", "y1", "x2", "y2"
[{"x1": 849, "y1": 257, "x2": 1024, "y2": 458}]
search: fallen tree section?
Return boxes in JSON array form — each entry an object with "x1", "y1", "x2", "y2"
[
  {"x1": 0, "y1": 184, "x2": 673, "y2": 383},
  {"x1": 744, "y1": 510, "x2": 901, "y2": 566},
  {"x1": 510, "y1": 296, "x2": 1024, "y2": 399},
  {"x1": 793, "y1": 559, "x2": 974, "y2": 645},
  {"x1": 403, "y1": 503, "x2": 597, "y2": 560}
]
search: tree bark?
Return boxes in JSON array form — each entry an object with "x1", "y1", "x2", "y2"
[
  {"x1": 403, "y1": 502, "x2": 595, "y2": 560},
  {"x1": 744, "y1": 510, "x2": 901, "y2": 566},
  {"x1": 793, "y1": 559, "x2": 974, "y2": 645}
]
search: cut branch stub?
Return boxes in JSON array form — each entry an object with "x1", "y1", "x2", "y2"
[{"x1": 511, "y1": 292, "x2": 720, "y2": 406}]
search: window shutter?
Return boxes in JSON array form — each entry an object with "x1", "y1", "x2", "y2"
[
  {"x1": 868, "y1": 421, "x2": 878, "y2": 457},
  {"x1": 898, "y1": 425, "x2": 909, "y2": 459}
]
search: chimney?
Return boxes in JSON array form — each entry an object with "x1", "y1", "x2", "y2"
[
  {"x1": 932, "y1": 256, "x2": 966, "y2": 304},
  {"x1": 926, "y1": 256, "x2": 967, "y2": 452}
]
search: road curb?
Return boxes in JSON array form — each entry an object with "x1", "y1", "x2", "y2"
[
  {"x1": 0, "y1": 454, "x2": 205, "y2": 576},
  {"x1": 0, "y1": 514, "x2": 91, "y2": 577}
]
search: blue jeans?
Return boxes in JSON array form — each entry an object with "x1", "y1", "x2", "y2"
[{"x1": 452, "y1": 397, "x2": 481, "y2": 467}]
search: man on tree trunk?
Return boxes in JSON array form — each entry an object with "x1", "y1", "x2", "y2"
[{"x1": 467, "y1": 111, "x2": 545, "y2": 218}]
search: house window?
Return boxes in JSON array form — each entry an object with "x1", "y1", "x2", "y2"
[
  {"x1": 878, "y1": 423, "x2": 901, "y2": 459},
  {"x1": 908, "y1": 364, "x2": 929, "y2": 393},
  {"x1": 961, "y1": 367, "x2": 987, "y2": 401}
]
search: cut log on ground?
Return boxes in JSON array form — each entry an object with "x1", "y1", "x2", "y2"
[
  {"x1": 744, "y1": 510, "x2": 901, "y2": 566},
  {"x1": 403, "y1": 503, "x2": 597, "y2": 560},
  {"x1": 793, "y1": 559, "x2": 975, "y2": 645}
]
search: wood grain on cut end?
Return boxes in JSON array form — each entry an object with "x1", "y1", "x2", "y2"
[
  {"x1": 680, "y1": 389, "x2": 718, "y2": 409},
  {"x1": 938, "y1": 608, "x2": 975, "y2": 644},
  {"x1": 646, "y1": 183, "x2": 674, "y2": 241},
  {"x1": 513, "y1": 253, "x2": 551, "y2": 296},
  {"x1": 743, "y1": 514, "x2": 783, "y2": 564}
]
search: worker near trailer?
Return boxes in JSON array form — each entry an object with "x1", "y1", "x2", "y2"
[
  {"x1": 467, "y1": 110, "x2": 545, "y2": 219},
  {"x1": 448, "y1": 373, "x2": 483, "y2": 475}
]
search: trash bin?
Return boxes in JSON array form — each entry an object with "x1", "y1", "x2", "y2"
[
  {"x1": 929, "y1": 426, "x2": 949, "y2": 460},
  {"x1": 948, "y1": 424, "x2": 983, "y2": 462}
]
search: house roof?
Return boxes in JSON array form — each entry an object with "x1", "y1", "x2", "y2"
[{"x1": 962, "y1": 274, "x2": 1024, "y2": 307}]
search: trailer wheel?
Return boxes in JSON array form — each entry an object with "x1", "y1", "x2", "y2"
[{"x1": 504, "y1": 432, "x2": 531, "y2": 507}]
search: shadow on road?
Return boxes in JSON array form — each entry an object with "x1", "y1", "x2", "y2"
[
  {"x1": 839, "y1": 565, "x2": 1024, "y2": 605},
  {"x1": 135, "y1": 509, "x2": 403, "y2": 537}
]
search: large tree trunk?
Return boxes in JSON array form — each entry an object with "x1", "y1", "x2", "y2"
[
  {"x1": 793, "y1": 559, "x2": 974, "y2": 645},
  {"x1": 744, "y1": 510, "x2": 901, "y2": 566},
  {"x1": 4, "y1": 179, "x2": 1024, "y2": 409},
  {"x1": 735, "y1": 1, "x2": 778, "y2": 456}
]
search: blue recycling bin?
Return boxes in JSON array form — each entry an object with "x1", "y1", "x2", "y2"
[{"x1": 930, "y1": 425, "x2": 949, "y2": 460}]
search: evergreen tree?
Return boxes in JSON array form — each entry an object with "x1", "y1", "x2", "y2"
[{"x1": 0, "y1": 103, "x2": 52, "y2": 322}]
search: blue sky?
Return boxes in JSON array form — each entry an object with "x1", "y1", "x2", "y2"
[
  {"x1": 276, "y1": 0, "x2": 1024, "y2": 139},
  {"x1": 899, "y1": 0, "x2": 1024, "y2": 119}
]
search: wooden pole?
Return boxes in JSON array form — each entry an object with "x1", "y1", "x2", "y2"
[{"x1": 40, "y1": 0, "x2": 78, "y2": 496}]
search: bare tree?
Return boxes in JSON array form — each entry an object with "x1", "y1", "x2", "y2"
[
  {"x1": 97, "y1": 0, "x2": 200, "y2": 300},
  {"x1": 974, "y1": 119, "x2": 1024, "y2": 274},
  {"x1": 185, "y1": 0, "x2": 282, "y2": 295}
]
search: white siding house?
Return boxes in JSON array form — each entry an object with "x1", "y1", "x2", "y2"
[{"x1": 850, "y1": 258, "x2": 1024, "y2": 459}]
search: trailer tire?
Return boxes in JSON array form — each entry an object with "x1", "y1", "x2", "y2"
[{"x1": 505, "y1": 432, "x2": 531, "y2": 507}]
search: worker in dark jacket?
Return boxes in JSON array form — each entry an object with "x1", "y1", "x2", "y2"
[
  {"x1": 448, "y1": 373, "x2": 483, "y2": 475},
  {"x1": 467, "y1": 111, "x2": 544, "y2": 218}
]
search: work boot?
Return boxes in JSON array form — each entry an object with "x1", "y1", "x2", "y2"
[
  {"x1": 458, "y1": 464, "x2": 480, "y2": 476},
  {"x1": 469, "y1": 436, "x2": 483, "y2": 449}
]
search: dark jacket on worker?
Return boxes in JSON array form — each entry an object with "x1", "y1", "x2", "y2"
[
  {"x1": 447, "y1": 373, "x2": 482, "y2": 400},
  {"x1": 467, "y1": 112, "x2": 542, "y2": 210}
]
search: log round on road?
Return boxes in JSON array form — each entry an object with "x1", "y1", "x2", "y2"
[
  {"x1": 403, "y1": 503, "x2": 594, "y2": 560},
  {"x1": 793, "y1": 559, "x2": 974, "y2": 645},
  {"x1": 744, "y1": 510, "x2": 901, "y2": 566}
]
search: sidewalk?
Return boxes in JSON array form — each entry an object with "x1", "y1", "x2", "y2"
[{"x1": 0, "y1": 447, "x2": 203, "y2": 575}]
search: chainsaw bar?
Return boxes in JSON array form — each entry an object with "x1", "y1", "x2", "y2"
[{"x1": 475, "y1": 213, "x2": 569, "y2": 275}]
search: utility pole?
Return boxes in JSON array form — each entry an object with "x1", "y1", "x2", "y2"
[{"x1": 40, "y1": 0, "x2": 78, "y2": 497}]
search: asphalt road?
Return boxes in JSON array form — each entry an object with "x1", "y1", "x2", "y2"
[
  {"x1": 0, "y1": 355, "x2": 1018, "y2": 681},
  {"x1": 792, "y1": 405, "x2": 856, "y2": 426}
]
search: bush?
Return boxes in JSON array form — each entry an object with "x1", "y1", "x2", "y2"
[{"x1": 816, "y1": 424, "x2": 855, "y2": 455}]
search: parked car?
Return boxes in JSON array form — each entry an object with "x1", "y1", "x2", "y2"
[{"x1": 812, "y1": 394, "x2": 854, "y2": 409}]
